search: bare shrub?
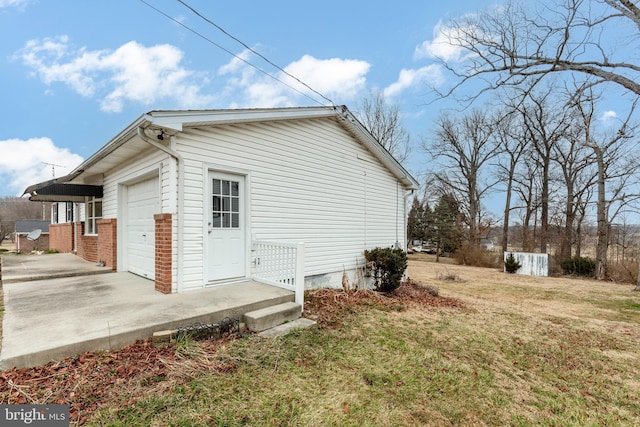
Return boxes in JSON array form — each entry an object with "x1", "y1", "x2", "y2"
[
  {"x1": 436, "y1": 269, "x2": 464, "y2": 282},
  {"x1": 421, "y1": 283, "x2": 440, "y2": 297},
  {"x1": 607, "y1": 259, "x2": 638, "y2": 284},
  {"x1": 454, "y1": 242, "x2": 500, "y2": 268}
]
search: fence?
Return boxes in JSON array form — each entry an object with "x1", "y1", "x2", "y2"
[
  {"x1": 252, "y1": 239, "x2": 305, "y2": 309},
  {"x1": 504, "y1": 251, "x2": 549, "y2": 277}
]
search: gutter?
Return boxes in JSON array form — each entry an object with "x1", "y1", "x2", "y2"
[{"x1": 136, "y1": 127, "x2": 185, "y2": 293}]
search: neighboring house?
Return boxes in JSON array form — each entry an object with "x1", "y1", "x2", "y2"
[
  {"x1": 24, "y1": 106, "x2": 418, "y2": 295},
  {"x1": 15, "y1": 220, "x2": 50, "y2": 253},
  {"x1": 480, "y1": 238, "x2": 495, "y2": 251}
]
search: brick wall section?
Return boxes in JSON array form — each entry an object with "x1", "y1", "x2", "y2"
[
  {"x1": 49, "y1": 223, "x2": 74, "y2": 253},
  {"x1": 76, "y1": 222, "x2": 98, "y2": 263},
  {"x1": 97, "y1": 218, "x2": 117, "y2": 271},
  {"x1": 16, "y1": 234, "x2": 50, "y2": 253},
  {"x1": 154, "y1": 213, "x2": 172, "y2": 294}
]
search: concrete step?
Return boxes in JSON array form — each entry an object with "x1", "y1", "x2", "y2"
[
  {"x1": 258, "y1": 318, "x2": 317, "y2": 338},
  {"x1": 243, "y1": 302, "x2": 302, "y2": 332}
]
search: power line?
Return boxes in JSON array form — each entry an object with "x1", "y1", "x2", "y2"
[
  {"x1": 137, "y1": 0, "x2": 334, "y2": 107},
  {"x1": 175, "y1": 0, "x2": 335, "y2": 106}
]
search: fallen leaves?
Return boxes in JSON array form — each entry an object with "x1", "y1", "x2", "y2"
[
  {"x1": 304, "y1": 280, "x2": 465, "y2": 328},
  {"x1": 0, "y1": 338, "x2": 233, "y2": 425}
]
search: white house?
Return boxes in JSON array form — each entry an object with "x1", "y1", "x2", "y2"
[{"x1": 24, "y1": 106, "x2": 418, "y2": 297}]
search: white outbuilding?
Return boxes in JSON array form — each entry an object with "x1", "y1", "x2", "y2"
[{"x1": 24, "y1": 106, "x2": 418, "y2": 301}]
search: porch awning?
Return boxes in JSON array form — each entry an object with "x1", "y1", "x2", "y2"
[{"x1": 22, "y1": 171, "x2": 103, "y2": 202}]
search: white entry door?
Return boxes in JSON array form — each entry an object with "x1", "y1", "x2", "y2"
[
  {"x1": 207, "y1": 171, "x2": 246, "y2": 282},
  {"x1": 126, "y1": 177, "x2": 158, "y2": 279}
]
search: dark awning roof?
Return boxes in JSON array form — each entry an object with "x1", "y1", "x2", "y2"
[{"x1": 22, "y1": 171, "x2": 103, "y2": 202}]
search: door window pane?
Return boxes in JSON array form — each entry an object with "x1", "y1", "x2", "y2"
[
  {"x1": 212, "y1": 178, "x2": 240, "y2": 229},
  {"x1": 212, "y1": 213, "x2": 221, "y2": 228}
]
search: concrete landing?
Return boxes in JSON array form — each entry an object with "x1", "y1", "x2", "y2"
[
  {"x1": 1, "y1": 253, "x2": 113, "y2": 284},
  {"x1": 0, "y1": 269, "x2": 293, "y2": 369}
]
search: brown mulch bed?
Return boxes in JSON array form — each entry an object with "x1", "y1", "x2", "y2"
[
  {"x1": 304, "y1": 280, "x2": 465, "y2": 328},
  {"x1": 0, "y1": 338, "x2": 235, "y2": 425}
]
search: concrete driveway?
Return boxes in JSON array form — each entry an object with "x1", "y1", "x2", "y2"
[{"x1": 0, "y1": 253, "x2": 293, "y2": 369}]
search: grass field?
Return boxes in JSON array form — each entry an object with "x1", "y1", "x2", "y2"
[{"x1": 4, "y1": 255, "x2": 640, "y2": 426}]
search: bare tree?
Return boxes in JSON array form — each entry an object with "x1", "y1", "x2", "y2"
[
  {"x1": 425, "y1": 108, "x2": 500, "y2": 245},
  {"x1": 573, "y1": 87, "x2": 640, "y2": 279},
  {"x1": 552, "y1": 90, "x2": 598, "y2": 260},
  {"x1": 493, "y1": 107, "x2": 528, "y2": 252},
  {"x1": 517, "y1": 87, "x2": 573, "y2": 253},
  {"x1": 513, "y1": 151, "x2": 544, "y2": 252},
  {"x1": 434, "y1": 0, "x2": 640, "y2": 100},
  {"x1": 356, "y1": 92, "x2": 411, "y2": 164},
  {"x1": 0, "y1": 197, "x2": 49, "y2": 244}
]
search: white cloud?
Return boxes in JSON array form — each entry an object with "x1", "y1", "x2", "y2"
[
  {"x1": 0, "y1": 138, "x2": 83, "y2": 196},
  {"x1": 0, "y1": 0, "x2": 29, "y2": 9},
  {"x1": 600, "y1": 110, "x2": 618, "y2": 125},
  {"x1": 283, "y1": 55, "x2": 370, "y2": 100},
  {"x1": 219, "y1": 52, "x2": 370, "y2": 107},
  {"x1": 414, "y1": 21, "x2": 476, "y2": 62},
  {"x1": 15, "y1": 37, "x2": 215, "y2": 112},
  {"x1": 383, "y1": 65, "x2": 444, "y2": 98}
]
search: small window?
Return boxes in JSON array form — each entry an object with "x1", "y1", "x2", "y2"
[
  {"x1": 65, "y1": 202, "x2": 74, "y2": 222},
  {"x1": 52, "y1": 203, "x2": 59, "y2": 224},
  {"x1": 212, "y1": 178, "x2": 240, "y2": 229},
  {"x1": 86, "y1": 197, "x2": 103, "y2": 235}
]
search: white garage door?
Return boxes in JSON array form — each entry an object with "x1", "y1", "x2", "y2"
[{"x1": 127, "y1": 177, "x2": 159, "y2": 279}]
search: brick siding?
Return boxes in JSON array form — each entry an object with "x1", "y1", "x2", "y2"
[
  {"x1": 49, "y1": 223, "x2": 74, "y2": 253},
  {"x1": 16, "y1": 234, "x2": 49, "y2": 253},
  {"x1": 154, "y1": 213, "x2": 172, "y2": 294},
  {"x1": 97, "y1": 218, "x2": 117, "y2": 271},
  {"x1": 76, "y1": 222, "x2": 98, "y2": 263}
]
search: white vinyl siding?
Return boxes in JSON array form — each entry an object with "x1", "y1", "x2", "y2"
[
  {"x1": 175, "y1": 116, "x2": 407, "y2": 290},
  {"x1": 51, "y1": 202, "x2": 75, "y2": 224}
]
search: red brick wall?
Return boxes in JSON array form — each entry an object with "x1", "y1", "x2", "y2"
[
  {"x1": 16, "y1": 234, "x2": 49, "y2": 253},
  {"x1": 154, "y1": 213, "x2": 172, "y2": 294},
  {"x1": 76, "y1": 222, "x2": 98, "y2": 263},
  {"x1": 97, "y1": 218, "x2": 117, "y2": 271},
  {"x1": 49, "y1": 223, "x2": 74, "y2": 253}
]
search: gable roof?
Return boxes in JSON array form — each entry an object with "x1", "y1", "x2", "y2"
[{"x1": 23, "y1": 106, "x2": 418, "y2": 201}]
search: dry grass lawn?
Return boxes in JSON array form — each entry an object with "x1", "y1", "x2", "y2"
[{"x1": 2, "y1": 253, "x2": 640, "y2": 426}]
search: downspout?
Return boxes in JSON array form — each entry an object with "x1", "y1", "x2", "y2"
[
  {"x1": 137, "y1": 127, "x2": 185, "y2": 293},
  {"x1": 404, "y1": 189, "x2": 413, "y2": 250},
  {"x1": 73, "y1": 203, "x2": 78, "y2": 253}
]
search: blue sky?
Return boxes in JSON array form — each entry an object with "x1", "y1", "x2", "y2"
[
  {"x1": 1, "y1": 0, "x2": 634, "y2": 224},
  {"x1": 0, "y1": 0, "x2": 499, "y2": 197}
]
